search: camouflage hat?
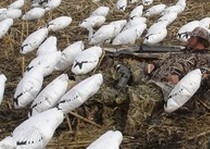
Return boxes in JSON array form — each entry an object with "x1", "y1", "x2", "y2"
[{"x1": 189, "y1": 27, "x2": 210, "y2": 41}]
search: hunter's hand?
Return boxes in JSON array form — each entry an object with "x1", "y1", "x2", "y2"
[
  {"x1": 146, "y1": 64, "x2": 155, "y2": 74},
  {"x1": 167, "y1": 74, "x2": 180, "y2": 84}
]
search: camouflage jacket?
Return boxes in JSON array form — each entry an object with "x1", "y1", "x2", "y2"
[{"x1": 150, "y1": 49, "x2": 210, "y2": 83}]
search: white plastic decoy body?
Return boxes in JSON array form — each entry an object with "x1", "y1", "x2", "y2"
[
  {"x1": 177, "y1": 20, "x2": 200, "y2": 42},
  {"x1": 79, "y1": 15, "x2": 106, "y2": 29},
  {"x1": 47, "y1": 16, "x2": 72, "y2": 32},
  {"x1": 37, "y1": 36, "x2": 58, "y2": 56},
  {"x1": 89, "y1": 24, "x2": 115, "y2": 45},
  {"x1": 22, "y1": 7, "x2": 46, "y2": 21},
  {"x1": 29, "y1": 74, "x2": 69, "y2": 117},
  {"x1": 0, "y1": 18, "x2": 13, "y2": 38},
  {"x1": 90, "y1": 6, "x2": 110, "y2": 17},
  {"x1": 0, "y1": 108, "x2": 64, "y2": 149},
  {"x1": 144, "y1": 4, "x2": 166, "y2": 17},
  {"x1": 129, "y1": 0, "x2": 140, "y2": 4},
  {"x1": 0, "y1": 74, "x2": 7, "y2": 104},
  {"x1": 0, "y1": 9, "x2": 22, "y2": 21},
  {"x1": 87, "y1": 130, "x2": 123, "y2": 149},
  {"x1": 164, "y1": 69, "x2": 202, "y2": 113},
  {"x1": 142, "y1": 0, "x2": 153, "y2": 6},
  {"x1": 14, "y1": 66, "x2": 44, "y2": 109},
  {"x1": 199, "y1": 17, "x2": 210, "y2": 29},
  {"x1": 116, "y1": 0, "x2": 127, "y2": 12},
  {"x1": 161, "y1": 5, "x2": 184, "y2": 15},
  {"x1": 177, "y1": 17, "x2": 210, "y2": 42},
  {"x1": 113, "y1": 23, "x2": 146, "y2": 45},
  {"x1": 143, "y1": 22, "x2": 167, "y2": 45},
  {"x1": 55, "y1": 41, "x2": 84, "y2": 71},
  {"x1": 176, "y1": 0, "x2": 186, "y2": 11},
  {"x1": 89, "y1": 20, "x2": 127, "y2": 45},
  {"x1": 45, "y1": 0, "x2": 62, "y2": 11},
  {"x1": 31, "y1": 0, "x2": 48, "y2": 7},
  {"x1": 25, "y1": 51, "x2": 62, "y2": 77},
  {"x1": 157, "y1": 12, "x2": 178, "y2": 26},
  {"x1": 20, "y1": 27, "x2": 49, "y2": 54},
  {"x1": 123, "y1": 17, "x2": 146, "y2": 31},
  {"x1": 8, "y1": 0, "x2": 25, "y2": 9},
  {"x1": 58, "y1": 73, "x2": 103, "y2": 114},
  {"x1": 129, "y1": 5, "x2": 143, "y2": 20},
  {"x1": 71, "y1": 47, "x2": 102, "y2": 75},
  {"x1": 109, "y1": 20, "x2": 127, "y2": 37}
]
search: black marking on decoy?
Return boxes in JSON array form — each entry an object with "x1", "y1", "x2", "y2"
[
  {"x1": 20, "y1": 44, "x2": 29, "y2": 52},
  {"x1": 26, "y1": 66, "x2": 34, "y2": 72},
  {"x1": 74, "y1": 61, "x2": 88, "y2": 69},
  {"x1": 13, "y1": 93, "x2": 23, "y2": 106}
]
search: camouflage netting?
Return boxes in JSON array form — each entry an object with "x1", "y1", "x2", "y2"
[{"x1": 0, "y1": 0, "x2": 210, "y2": 148}]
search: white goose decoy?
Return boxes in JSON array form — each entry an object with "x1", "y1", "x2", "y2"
[
  {"x1": 89, "y1": 131, "x2": 115, "y2": 147},
  {"x1": 142, "y1": 0, "x2": 153, "y2": 6},
  {"x1": 0, "y1": 74, "x2": 7, "y2": 104},
  {"x1": 91, "y1": 6, "x2": 110, "y2": 17},
  {"x1": 176, "y1": 0, "x2": 186, "y2": 9},
  {"x1": 177, "y1": 17, "x2": 210, "y2": 42},
  {"x1": 164, "y1": 69, "x2": 202, "y2": 113},
  {"x1": 37, "y1": 36, "x2": 58, "y2": 56},
  {"x1": 29, "y1": 74, "x2": 69, "y2": 117},
  {"x1": 72, "y1": 46, "x2": 102, "y2": 75},
  {"x1": 199, "y1": 17, "x2": 210, "y2": 29},
  {"x1": 129, "y1": 0, "x2": 140, "y2": 4},
  {"x1": 123, "y1": 17, "x2": 146, "y2": 31},
  {"x1": 0, "y1": 8, "x2": 7, "y2": 13},
  {"x1": 20, "y1": 27, "x2": 49, "y2": 54},
  {"x1": 143, "y1": 22, "x2": 167, "y2": 45},
  {"x1": 89, "y1": 20, "x2": 127, "y2": 45},
  {"x1": 0, "y1": 8, "x2": 22, "y2": 21},
  {"x1": 58, "y1": 73, "x2": 103, "y2": 114},
  {"x1": 129, "y1": 5, "x2": 143, "y2": 20},
  {"x1": 112, "y1": 23, "x2": 147, "y2": 45},
  {"x1": 14, "y1": 66, "x2": 44, "y2": 109},
  {"x1": 89, "y1": 24, "x2": 115, "y2": 45},
  {"x1": 157, "y1": 12, "x2": 178, "y2": 26},
  {"x1": 0, "y1": 18, "x2": 13, "y2": 38},
  {"x1": 25, "y1": 51, "x2": 62, "y2": 77},
  {"x1": 116, "y1": 0, "x2": 127, "y2": 12},
  {"x1": 161, "y1": 5, "x2": 184, "y2": 16},
  {"x1": 0, "y1": 107, "x2": 64, "y2": 149},
  {"x1": 47, "y1": 16, "x2": 72, "y2": 32},
  {"x1": 177, "y1": 20, "x2": 200, "y2": 42},
  {"x1": 55, "y1": 41, "x2": 84, "y2": 71},
  {"x1": 31, "y1": 0, "x2": 48, "y2": 7},
  {"x1": 144, "y1": 4, "x2": 166, "y2": 17},
  {"x1": 79, "y1": 15, "x2": 106, "y2": 29},
  {"x1": 8, "y1": 0, "x2": 25, "y2": 9},
  {"x1": 87, "y1": 130, "x2": 123, "y2": 149},
  {"x1": 109, "y1": 20, "x2": 127, "y2": 36},
  {"x1": 45, "y1": 0, "x2": 62, "y2": 11},
  {"x1": 22, "y1": 7, "x2": 46, "y2": 21}
]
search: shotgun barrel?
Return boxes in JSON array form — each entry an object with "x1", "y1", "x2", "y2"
[{"x1": 139, "y1": 44, "x2": 185, "y2": 53}]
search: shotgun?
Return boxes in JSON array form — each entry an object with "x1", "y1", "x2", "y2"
[{"x1": 104, "y1": 44, "x2": 185, "y2": 59}]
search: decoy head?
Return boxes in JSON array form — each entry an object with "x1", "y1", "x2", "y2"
[{"x1": 20, "y1": 43, "x2": 29, "y2": 53}]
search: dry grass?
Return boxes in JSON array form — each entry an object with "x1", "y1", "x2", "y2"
[{"x1": 0, "y1": 0, "x2": 210, "y2": 148}]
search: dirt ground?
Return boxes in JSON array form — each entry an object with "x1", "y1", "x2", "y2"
[{"x1": 0, "y1": 0, "x2": 210, "y2": 148}]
